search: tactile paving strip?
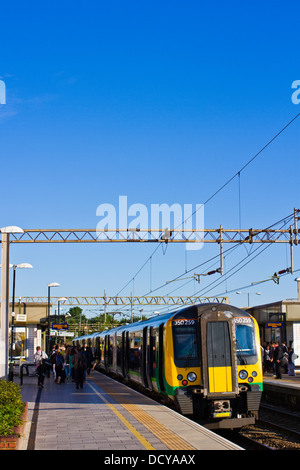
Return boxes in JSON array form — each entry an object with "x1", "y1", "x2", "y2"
[
  {"x1": 122, "y1": 403, "x2": 196, "y2": 450},
  {"x1": 89, "y1": 374, "x2": 196, "y2": 450}
]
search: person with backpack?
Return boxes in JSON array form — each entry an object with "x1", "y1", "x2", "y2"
[
  {"x1": 53, "y1": 349, "x2": 64, "y2": 384},
  {"x1": 72, "y1": 347, "x2": 87, "y2": 390}
]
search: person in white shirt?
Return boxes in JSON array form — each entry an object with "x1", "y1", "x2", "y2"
[{"x1": 34, "y1": 346, "x2": 48, "y2": 388}]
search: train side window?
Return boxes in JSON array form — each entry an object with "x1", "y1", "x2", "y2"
[
  {"x1": 106, "y1": 335, "x2": 113, "y2": 367},
  {"x1": 116, "y1": 333, "x2": 122, "y2": 368},
  {"x1": 128, "y1": 330, "x2": 142, "y2": 374},
  {"x1": 149, "y1": 326, "x2": 155, "y2": 379}
]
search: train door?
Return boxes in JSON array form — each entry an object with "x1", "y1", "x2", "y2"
[
  {"x1": 146, "y1": 326, "x2": 154, "y2": 390},
  {"x1": 207, "y1": 321, "x2": 232, "y2": 393},
  {"x1": 104, "y1": 335, "x2": 109, "y2": 370},
  {"x1": 199, "y1": 309, "x2": 238, "y2": 396},
  {"x1": 158, "y1": 324, "x2": 165, "y2": 393},
  {"x1": 122, "y1": 331, "x2": 128, "y2": 378},
  {"x1": 142, "y1": 327, "x2": 148, "y2": 388}
]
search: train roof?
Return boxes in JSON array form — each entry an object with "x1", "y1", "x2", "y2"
[
  {"x1": 73, "y1": 308, "x2": 181, "y2": 343},
  {"x1": 73, "y1": 303, "x2": 252, "y2": 343}
]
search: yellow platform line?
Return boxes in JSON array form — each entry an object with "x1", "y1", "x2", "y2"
[
  {"x1": 87, "y1": 380, "x2": 155, "y2": 450},
  {"x1": 122, "y1": 403, "x2": 196, "y2": 451},
  {"x1": 106, "y1": 403, "x2": 155, "y2": 450},
  {"x1": 89, "y1": 375, "x2": 196, "y2": 450}
]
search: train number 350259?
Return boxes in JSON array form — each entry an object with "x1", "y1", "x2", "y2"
[{"x1": 173, "y1": 319, "x2": 195, "y2": 326}]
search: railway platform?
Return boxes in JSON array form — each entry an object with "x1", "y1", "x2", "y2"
[
  {"x1": 17, "y1": 368, "x2": 242, "y2": 452},
  {"x1": 262, "y1": 371, "x2": 300, "y2": 410}
]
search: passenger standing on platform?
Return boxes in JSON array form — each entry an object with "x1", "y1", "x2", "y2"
[
  {"x1": 72, "y1": 347, "x2": 87, "y2": 389},
  {"x1": 288, "y1": 347, "x2": 298, "y2": 376},
  {"x1": 263, "y1": 344, "x2": 271, "y2": 374},
  {"x1": 69, "y1": 347, "x2": 75, "y2": 381},
  {"x1": 64, "y1": 346, "x2": 71, "y2": 379},
  {"x1": 269, "y1": 342, "x2": 276, "y2": 376},
  {"x1": 86, "y1": 346, "x2": 94, "y2": 375},
  {"x1": 281, "y1": 341, "x2": 288, "y2": 373},
  {"x1": 50, "y1": 346, "x2": 57, "y2": 380},
  {"x1": 34, "y1": 346, "x2": 48, "y2": 388},
  {"x1": 273, "y1": 341, "x2": 283, "y2": 379},
  {"x1": 53, "y1": 349, "x2": 64, "y2": 384}
]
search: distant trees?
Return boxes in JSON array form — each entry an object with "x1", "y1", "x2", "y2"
[{"x1": 66, "y1": 306, "x2": 148, "y2": 333}]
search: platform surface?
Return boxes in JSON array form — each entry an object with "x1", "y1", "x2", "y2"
[
  {"x1": 18, "y1": 369, "x2": 242, "y2": 451},
  {"x1": 263, "y1": 370, "x2": 300, "y2": 390}
]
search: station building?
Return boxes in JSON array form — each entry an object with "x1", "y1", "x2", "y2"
[
  {"x1": 247, "y1": 297, "x2": 300, "y2": 367},
  {"x1": 7, "y1": 301, "x2": 74, "y2": 362}
]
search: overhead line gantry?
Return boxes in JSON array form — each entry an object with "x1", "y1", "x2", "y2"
[{"x1": 0, "y1": 208, "x2": 299, "y2": 379}]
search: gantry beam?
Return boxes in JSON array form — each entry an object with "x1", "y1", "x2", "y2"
[
  {"x1": 2, "y1": 225, "x2": 299, "y2": 244},
  {"x1": 11, "y1": 295, "x2": 228, "y2": 306}
]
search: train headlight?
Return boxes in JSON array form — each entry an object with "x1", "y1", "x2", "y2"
[
  {"x1": 187, "y1": 372, "x2": 197, "y2": 382},
  {"x1": 252, "y1": 371, "x2": 257, "y2": 377},
  {"x1": 239, "y1": 369, "x2": 248, "y2": 380}
]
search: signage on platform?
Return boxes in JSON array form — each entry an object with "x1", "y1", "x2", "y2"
[{"x1": 51, "y1": 323, "x2": 69, "y2": 330}]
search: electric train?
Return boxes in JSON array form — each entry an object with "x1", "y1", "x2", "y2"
[{"x1": 73, "y1": 303, "x2": 263, "y2": 429}]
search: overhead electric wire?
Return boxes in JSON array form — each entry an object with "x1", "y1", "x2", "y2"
[
  {"x1": 114, "y1": 112, "x2": 300, "y2": 300},
  {"x1": 212, "y1": 267, "x2": 300, "y2": 298},
  {"x1": 194, "y1": 216, "x2": 294, "y2": 297},
  {"x1": 142, "y1": 211, "x2": 295, "y2": 298},
  {"x1": 179, "y1": 112, "x2": 300, "y2": 226}
]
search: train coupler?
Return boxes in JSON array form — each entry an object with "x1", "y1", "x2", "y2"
[{"x1": 211, "y1": 399, "x2": 232, "y2": 418}]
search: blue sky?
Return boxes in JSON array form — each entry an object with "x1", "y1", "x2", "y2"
[{"x1": 1, "y1": 1, "x2": 299, "y2": 318}]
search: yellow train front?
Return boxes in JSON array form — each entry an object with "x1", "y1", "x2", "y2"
[
  {"x1": 74, "y1": 303, "x2": 263, "y2": 430},
  {"x1": 167, "y1": 303, "x2": 263, "y2": 429}
]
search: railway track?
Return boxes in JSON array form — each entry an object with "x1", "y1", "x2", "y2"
[{"x1": 238, "y1": 404, "x2": 300, "y2": 450}]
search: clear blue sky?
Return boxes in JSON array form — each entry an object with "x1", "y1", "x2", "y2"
[{"x1": 1, "y1": 1, "x2": 299, "y2": 318}]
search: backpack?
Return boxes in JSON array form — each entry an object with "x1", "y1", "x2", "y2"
[
  {"x1": 79, "y1": 352, "x2": 87, "y2": 369},
  {"x1": 56, "y1": 354, "x2": 63, "y2": 367}
]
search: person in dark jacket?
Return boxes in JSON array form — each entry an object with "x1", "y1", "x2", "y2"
[
  {"x1": 273, "y1": 341, "x2": 283, "y2": 379},
  {"x1": 72, "y1": 347, "x2": 87, "y2": 389}
]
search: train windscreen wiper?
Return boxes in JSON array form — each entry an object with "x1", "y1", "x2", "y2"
[
  {"x1": 236, "y1": 339, "x2": 248, "y2": 365},
  {"x1": 184, "y1": 340, "x2": 197, "y2": 368}
]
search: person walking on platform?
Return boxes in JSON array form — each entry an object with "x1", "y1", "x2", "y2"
[
  {"x1": 64, "y1": 345, "x2": 72, "y2": 379},
  {"x1": 72, "y1": 347, "x2": 87, "y2": 389},
  {"x1": 263, "y1": 344, "x2": 271, "y2": 374},
  {"x1": 34, "y1": 346, "x2": 48, "y2": 388},
  {"x1": 53, "y1": 349, "x2": 65, "y2": 384},
  {"x1": 273, "y1": 341, "x2": 283, "y2": 379}
]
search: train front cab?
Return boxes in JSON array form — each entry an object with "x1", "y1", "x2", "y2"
[{"x1": 174, "y1": 304, "x2": 263, "y2": 430}]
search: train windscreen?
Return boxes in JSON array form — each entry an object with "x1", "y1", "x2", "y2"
[
  {"x1": 235, "y1": 317, "x2": 258, "y2": 365},
  {"x1": 172, "y1": 318, "x2": 199, "y2": 367}
]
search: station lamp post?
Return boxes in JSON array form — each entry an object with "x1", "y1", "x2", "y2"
[
  {"x1": 0, "y1": 226, "x2": 24, "y2": 380},
  {"x1": 47, "y1": 282, "x2": 60, "y2": 353},
  {"x1": 57, "y1": 297, "x2": 67, "y2": 321},
  {"x1": 9, "y1": 263, "x2": 33, "y2": 381},
  {"x1": 236, "y1": 291, "x2": 262, "y2": 307}
]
